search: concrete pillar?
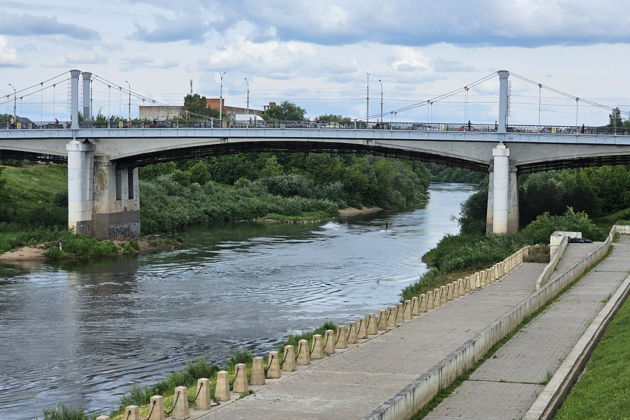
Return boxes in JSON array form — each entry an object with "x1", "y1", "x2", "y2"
[
  {"x1": 147, "y1": 395, "x2": 164, "y2": 420},
  {"x1": 232, "y1": 364, "x2": 249, "y2": 393},
  {"x1": 70, "y1": 69, "x2": 80, "y2": 130},
  {"x1": 92, "y1": 159, "x2": 140, "y2": 239},
  {"x1": 282, "y1": 345, "x2": 296, "y2": 371},
  {"x1": 266, "y1": 351, "x2": 281, "y2": 379},
  {"x1": 311, "y1": 334, "x2": 324, "y2": 359},
  {"x1": 377, "y1": 309, "x2": 387, "y2": 330},
  {"x1": 492, "y1": 143, "x2": 510, "y2": 234},
  {"x1": 411, "y1": 296, "x2": 419, "y2": 316},
  {"x1": 386, "y1": 306, "x2": 396, "y2": 327},
  {"x1": 96, "y1": 416, "x2": 110, "y2": 420},
  {"x1": 486, "y1": 169, "x2": 494, "y2": 235},
  {"x1": 124, "y1": 406, "x2": 140, "y2": 420},
  {"x1": 172, "y1": 386, "x2": 189, "y2": 419},
  {"x1": 367, "y1": 314, "x2": 378, "y2": 335},
  {"x1": 419, "y1": 294, "x2": 428, "y2": 312},
  {"x1": 440, "y1": 286, "x2": 447, "y2": 304},
  {"x1": 347, "y1": 321, "x2": 357, "y2": 344},
  {"x1": 195, "y1": 378, "x2": 212, "y2": 409},
  {"x1": 395, "y1": 303, "x2": 404, "y2": 324},
  {"x1": 446, "y1": 284, "x2": 453, "y2": 301},
  {"x1": 498, "y1": 70, "x2": 509, "y2": 133},
  {"x1": 403, "y1": 300, "x2": 412, "y2": 320},
  {"x1": 214, "y1": 371, "x2": 231, "y2": 401},
  {"x1": 67, "y1": 139, "x2": 95, "y2": 235},
  {"x1": 508, "y1": 167, "x2": 519, "y2": 233},
  {"x1": 357, "y1": 317, "x2": 368, "y2": 339},
  {"x1": 251, "y1": 357, "x2": 265, "y2": 385},
  {"x1": 426, "y1": 291, "x2": 433, "y2": 310},
  {"x1": 324, "y1": 330, "x2": 335, "y2": 353},
  {"x1": 335, "y1": 326, "x2": 347, "y2": 349},
  {"x1": 296, "y1": 339, "x2": 311, "y2": 365},
  {"x1": 82, "y1": 72, "x2": 92, "y2": 124}
]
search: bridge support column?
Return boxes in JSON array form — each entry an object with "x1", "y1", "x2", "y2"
[
  {"x1": 498, "y1": 70, "x2": 509, "y2": 133},
  {"x1": 92, "y1": 158, "x2": 140, "y2": 239},
  {"x1": 67, "y1": 139, "x2": 95, "y2": 235},
  {"x1": 82, "y1": 72, "x2": 92, "y2": 125},
  {"x1": 488, "y1": 143, "x2": 518, "y2": 235},
  {"x1": 70, "y1": 69, "x2": 81, "y2": 130}
]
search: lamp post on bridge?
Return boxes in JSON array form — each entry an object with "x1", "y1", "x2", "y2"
[
  {"x1": 8, "y1": 83, "x2": 16, "y2": 128},
  {"x1": 366, "y1": 72, "x2": 370, "y2": 125},
  {"x1": 218, "y1": 72, "x2": 226, "y2": 125},
  {"x1": 244, "y1": 77, "x2": 250, "y2": 127},
  {"x1": 378, "y1": 79, "x2": 383, "y2": 125},
  {"x1": 124, "y1": 80, "x2": 131, "y2": 127}
]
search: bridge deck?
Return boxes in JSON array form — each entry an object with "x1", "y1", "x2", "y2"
[
  {"x1": 425, "y1": 238, "x2": 630, "y2": 419},
  {"x1": 193, "y1": 262, "x2": 547, "y2": 419}
]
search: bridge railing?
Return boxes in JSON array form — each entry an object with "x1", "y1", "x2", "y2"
[{"x1": 4, "y1": 119, "x2": 629, "y2": 135}]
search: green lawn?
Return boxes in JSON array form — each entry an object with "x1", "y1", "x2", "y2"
[
  {"x1": 555, "y1": 295, "x2": 630, "y2": 420},
  {"x1": 1, "y1": 163, "x2": 67, "y2": 208}
]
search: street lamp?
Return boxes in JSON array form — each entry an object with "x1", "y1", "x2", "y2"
[
  {"x1": 124, "y1": 80, "x2": 131, "y2": 125},
  {"x1": 378, "y1": 79, "x2": 383, "y2": 125},
  {"x1": 8, "y1": 83, "x2": 16, "y2": 128},
  {"x1": 366, "y1": 72, "x2": 370, "y2": 125},
  {"x1": 218, "y1": 72, "x2": 226, "y2": 124},
  {"x1": 244, "y1": 77, "x2": 249, "y2": 126}
]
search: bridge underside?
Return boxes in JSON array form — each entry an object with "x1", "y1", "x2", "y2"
[
  {"x1": 111, "y1": 141, "x2": 490, "y2": 171},
  {"x1": 517, "y1": 153, "x2": 630, "y2": 173},
  {"x1": 0, "y1": 150, "x2": 67, "y2": 163}
]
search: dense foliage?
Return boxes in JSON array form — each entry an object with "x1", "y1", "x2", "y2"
[
  {"x1": 184, "y1": 94, "x2": 220, "y2": 119},
  {"x1": 261, "y1": 101, "x2": 306, "y2": 121}
]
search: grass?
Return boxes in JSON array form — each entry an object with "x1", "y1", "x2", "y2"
[
  {"x1": 554, "y1": 292, "x2": 630, "y2": 420},
  {"x1": 42, "y1": 405, "x2": 96, "y2": 420},
  {"x1": 412, "y1": 245, "x2": 612, "y2": 419},
  {"x1": 256, "y1": 211, "x2": 332, "y2": 223}
]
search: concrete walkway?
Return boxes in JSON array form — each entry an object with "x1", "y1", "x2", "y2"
[
  {"x1": 425, "y1": 237, "x2": 630, "y2": 420},
  {"x1": 197, "y1": 262, "x2": 546, "y2": 419}
]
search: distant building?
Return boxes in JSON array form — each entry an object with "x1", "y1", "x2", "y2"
[
  {"x1": 139, "y1": 106, "x2": 185, "y2": 120},
  {"x1": 206, "y1": 98, "x2": 277, "y2": 120}
]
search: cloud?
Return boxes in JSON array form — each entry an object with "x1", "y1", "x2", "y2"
[
  {"x1": 53, "y1": 47, "x2": 108, "y2": 66},
  {"x1": 0, "y1": 36, "x2": 24, "y2": 67},
  {"x1": 0, "y1": 13, "x2": 99, "y2": 40},
  {"x1": 120, "y1": 55, "x2": 179, "y2": 71},
  {"x1": 131, "y1": 13, "x2": 211, "y2": 43}
]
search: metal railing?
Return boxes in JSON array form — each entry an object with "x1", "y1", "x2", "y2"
[{"x1": 3, "y1": 119, "x2": 629, "y2": 135}]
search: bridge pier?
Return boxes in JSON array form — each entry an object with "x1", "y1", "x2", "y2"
[
  {"x1": 67, "y1": 139, "x2": 95, "y2": 235},
  {"x1": 486, "y1": 143, "x2": 519, "y2": 235},
  {"x1": 92, "y1": 158, "x2": 140, "y2": 239}
]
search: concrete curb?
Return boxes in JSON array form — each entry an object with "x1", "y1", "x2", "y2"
[
  {"x1": 523, "y1": 273, "x2": 630, "y2": 420},
  {"x1": 536, "y1": 234, "x2": 568, "y2": 290},
  {"x1": 365, "y1": 232, "x2": 615, "y2": 420}
]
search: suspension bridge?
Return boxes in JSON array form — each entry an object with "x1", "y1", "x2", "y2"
[{"x1": 1, "y1": 69, "x2": 630, "y2": 239}]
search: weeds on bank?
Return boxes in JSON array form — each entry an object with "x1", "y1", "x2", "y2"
[{"x1": 42, "y1": 405, "x2": 96, "y2": 420}]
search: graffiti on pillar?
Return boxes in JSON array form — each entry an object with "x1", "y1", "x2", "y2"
[
  {"x1": 107, "y1": 222, "x2": 140, "y2": 240},
  {"x1": 76, "y1": 221, "x2": 91, "y2": 235}
]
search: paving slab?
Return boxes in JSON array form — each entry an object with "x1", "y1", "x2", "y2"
[
  {"x1": 198, "y1": 262, "x2": 545, "y2": 420},
  {"x1": 426, "y1": 237, "x2": 630, "y2": 420}
]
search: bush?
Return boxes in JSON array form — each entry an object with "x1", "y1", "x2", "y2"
[
  {"x1": 43, "y1": 405, "x2": 95, "y2": 420},
  {"x1": 227, "y1": 348, "x2": 254, "y2": 365}
]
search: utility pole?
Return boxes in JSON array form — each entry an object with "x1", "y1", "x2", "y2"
[
  {"x1": 219, "y1": 72, "x2": 226, "y2": 124},
  {"x1": 8, "y1": 83, "x2": 16, "y2": 128},
  {"x1": 378, "y1": 79, "x2": 383, "y2": 124},
  {"x1": 244, "y1": 77, "x2": 249, "y2": 127},
  {"x1": 125, "y1": 80, "x2": 131, "y2": 125},
  {"x1": 366, "y1": 72, "x2": 370, "y2": 124}
]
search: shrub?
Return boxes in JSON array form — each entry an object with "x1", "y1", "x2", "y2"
[{"x1": 43, "y1": 405, "x2": 95, "y2": 420}]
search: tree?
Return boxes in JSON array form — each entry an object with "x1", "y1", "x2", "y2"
[
  {"x1": 609, "y1": 107, "x2": 623, "y2": 129},
  {"x1": 317, "y1": 114, "x2": 352, "y2": 123},
  {"x1": 261, "y1": 101, "x2": 306, "y2": 121},
  {"x1": 184, "y1": 94, "x2": 219, "y2": 119}
]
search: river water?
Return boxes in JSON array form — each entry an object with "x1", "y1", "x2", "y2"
[{"x1": 0, "y1": 183, "x2": 474, "y2": 419}]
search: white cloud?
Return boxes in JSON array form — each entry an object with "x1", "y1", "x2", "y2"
[{"x1": 0, "y1": 36, "x2": 23, "y2": 67}]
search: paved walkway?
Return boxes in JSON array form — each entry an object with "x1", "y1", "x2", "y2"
[
  {"x1": 425, "y1": 237, "x2": 630, "y2": 420},
  {"x1": 196, "y1": 262, "x2": 546, "y2": 419}
]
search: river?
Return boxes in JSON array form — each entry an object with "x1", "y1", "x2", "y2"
[{"x1": 0, "y1": 183, "x2": 475, "y2": 419}]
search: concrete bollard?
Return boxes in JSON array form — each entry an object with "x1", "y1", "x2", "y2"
[
  {"x1": 411, "y1": 296, "x2": 419, "y2": 316},
  {"x1": 123, "y1": 406, "x2": 140, "y2": 420},
  {"x1": 357, "y1": 317, "x2": 368, "y2": 339},
  {"x1": 195, "y1": 379, "x2": 211, "y2": 410},
  {"x1": 96, "y1": 417, "x2": 110, "y2": 420},
  {"x1": 432, "y1": 288, "x2": 440, "y2": 308},
  {"x1": 297, "y1": 339, "x2": 311, "y2": 365},
  {"x1": 419, "y1": 294, "x2": 427, "y2": 312},
  {"x1": 324, "y1": 329, "x2": 336, "y2": 353},
  {"x1": 446, "y1": 283, "x2": 453, "y2": 301},
  {"x1": 266, "y1": 351, "x2": 281, "y2": 379},
  {"x1": 233, "y1": 363, "x2": 249, "y2": 393},
  {"x1": 377, "y1": 309, "x2": 387, "y2": 330},
  {"x1": 458, "y1": 279, "x2": 464, "y2": 296},
  {"x1": 347, "y1": 321, "x2": 358, "y2": 344},
  {"x1": 440, "y1": 286, "x2": 447, "y2": 304},
  {"x1": 396, "y1": 302, "x2": 404, "y2": 323},
  {"x1": 283, "y1": 345, "x2": 296, "y2": 371},
  {"x1": 311, "y1": 334, "x2": 324, "y2": 359},
  {"x1": 426, "y1": 291, "x2": 433, "y2": 310},
  {"x1": 367, "y1": 313, "x2": 378, "y2": 335},
  {"x1": 335, "y1": 326, "x2": 347, "y2": 349},
  {"x1": 251, "y1": 357, "x2": 266, "y2": 385},
  {"x1": 172, "y1": 386, "x2": 189, "y2": 420},
  {"x1": 452, "y1": 281, "x2": 459, "y2": 298},
  {"x1": 403, "y1": 299, "x2": 412, "y2": 320},
  {"x1": 386, "y1": 306, "x2": 397, "y2": 327},
  {"x1": 215, "y1": 371, "x2": 231, "y2": 401}
]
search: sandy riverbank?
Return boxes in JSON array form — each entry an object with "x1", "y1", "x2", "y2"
[{"x1": 338, "y1": 207, "x2": 383, "y2": 217}]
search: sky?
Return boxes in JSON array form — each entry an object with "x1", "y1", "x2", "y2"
[{"x1": 1, "y1": 0, "x2": 630, "y2": 125}]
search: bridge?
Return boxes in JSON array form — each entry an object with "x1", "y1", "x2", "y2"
[{"x1": 2, "y1": 70, "x2": 630, "y2": 238}]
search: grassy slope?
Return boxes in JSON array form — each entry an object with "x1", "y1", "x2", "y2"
[
  {"x1": 2, "y1": 164, "x2": 67, "y2": 209},
  {"x1": 555, "y1": 295, "x2": 630, "y2": 420}
]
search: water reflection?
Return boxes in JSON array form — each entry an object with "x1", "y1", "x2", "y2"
[{"x1": 0, "y1": 183, "x2": 474, "y2": 419}]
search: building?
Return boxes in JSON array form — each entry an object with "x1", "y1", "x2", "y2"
[
  {"x1": 138, "y1": 106, "x2": 185, "y2": 120},
  {"x1": 206, "y1": 99, "x2": 277, "y2": 120}
]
